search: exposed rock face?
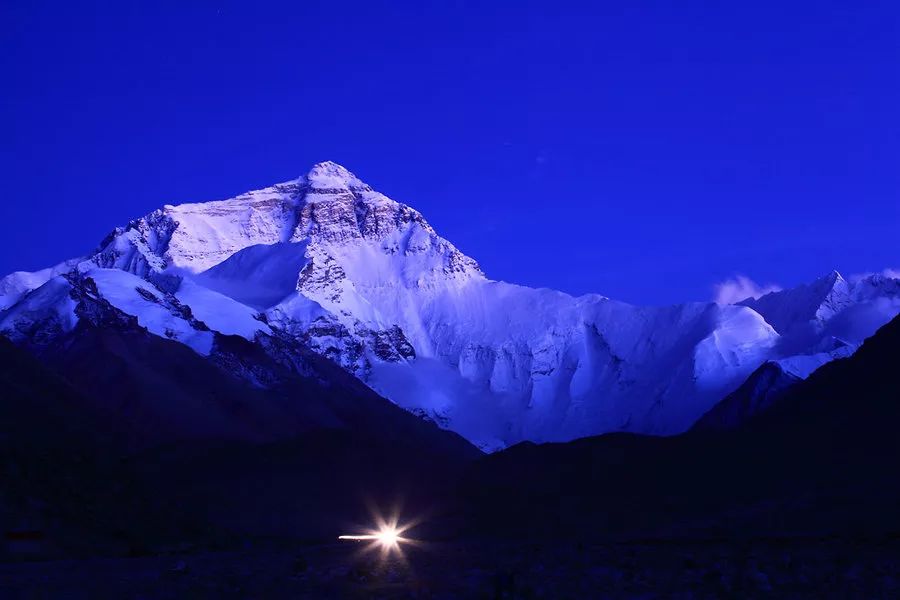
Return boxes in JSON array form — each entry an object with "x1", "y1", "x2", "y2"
[
  {"x1": 93, "y1": 211, "x2": 178, "y2": 276},
  {"x1": 2, "y1": 161, "x2": 899, "y2": 449}
]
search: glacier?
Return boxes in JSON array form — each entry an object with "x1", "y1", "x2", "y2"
[{"x1": 1, "y1": 161, "x2": 898, "y2": 450}]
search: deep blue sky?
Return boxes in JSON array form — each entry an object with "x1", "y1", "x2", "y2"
[{"x1": 2, "y1": 1, "x2": 897, "y2": 304}]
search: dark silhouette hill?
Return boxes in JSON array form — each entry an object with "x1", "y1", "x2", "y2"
[{"x1": 0, "y1": 316, "x2": 478, "y2": 558}]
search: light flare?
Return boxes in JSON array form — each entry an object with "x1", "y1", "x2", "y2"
[
  {"x1": 339, "y1": 523, "x2": 406, "y2": 550},
  {"x1": 338, "y1": 504, "x2": 429, "y2": 570}
]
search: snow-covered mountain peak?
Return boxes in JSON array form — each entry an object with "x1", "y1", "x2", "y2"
[
  {"x1": 3, "y1": 161, "x2": 898, "y2": 450},
  {"x1": 87, "y1": 162, "x2": 482, "y2": 284},
  {"x1": 799, "y1": 269, "x2": 845, "y2": 293},
  {"x1": 736, "y1": 268, "x2": 900, "y2": 348},
  {"x1": 81, "y1": 163, "x2": 485, "y2": 373},
  {"x1": 817, "y1": 269, "x2": 846, "y2": 293},
  {"x1": 738, "y1": 269, "x2": 852, "y2": 334},
  {"x1": 299, "y1": 160, "x2": 370, "y2": 193}
]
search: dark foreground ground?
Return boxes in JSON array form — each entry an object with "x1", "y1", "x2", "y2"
[
  {"x1": 4, "y1": 299, "x2": 900, "y2": 599},
  {"x1": 2, "y1": 537, "x2": 900, "y2": 599}
]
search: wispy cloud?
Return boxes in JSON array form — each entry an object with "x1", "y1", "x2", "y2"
[{"x1": 713, "y1": 275, "x2": 781, "y2": 305}]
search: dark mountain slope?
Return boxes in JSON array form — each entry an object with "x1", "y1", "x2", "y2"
[
  {"x1": 0, "y1": 336, "x2": 148, "y2": 557},
  {"x1": 463, "y1": 315, "x2": 900, "y2": 541},
  {"x1": 691, "y1": 361, "x2": 801, "y2": 431},
  {"x1": 0, "y1": 309, "x2": 478, "y2": 556}
]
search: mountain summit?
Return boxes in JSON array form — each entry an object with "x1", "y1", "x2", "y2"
[
  {"x1": 738, "y1": 270, "x2": 852, "y2": 334},
  {"x1": 301, "y1": 160, "x2": 371, "y2": 191},
  {"x1": 2, "y1": 162, "x2": 898, "y2": 450}
]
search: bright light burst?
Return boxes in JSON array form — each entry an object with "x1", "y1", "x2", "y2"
[
  {"x1": 338, "y1": 524, "x2": 404, "y2": 550},
  {"x1": 338, "y1": 509, "x2": 421, "y2": 563},
  {"x1": 375, "y1": 525, "x2": 400, "y2": 548}
]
